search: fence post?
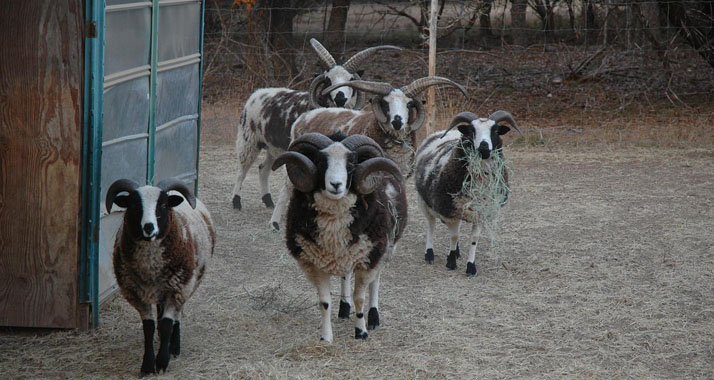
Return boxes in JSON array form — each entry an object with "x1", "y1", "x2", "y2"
[{"x1": 421, "y1": 0, "x2": 438, "y2": 144}]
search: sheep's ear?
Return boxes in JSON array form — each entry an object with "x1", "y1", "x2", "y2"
[
  {"x1": 421, "y1": 100, "x2": 426, "y2": 105},
  {"x1": 113, "y1": 195, "x2": 130, "y2": 209},
  {"x1": 457, "y1": 124, "x2": 474, "y2": 139},
  {"x1": 355, "y1": 70, "x2": 365, "y2": 77},
  {"x1": 497, "y1": 125, "x2": 511, "y2": 135},
  {"x1": 168, "y1": 195, "x2": 184, "y2": 208}
]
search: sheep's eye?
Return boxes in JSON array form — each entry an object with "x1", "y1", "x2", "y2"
[{"x1": 407, "y1": 101, "x2": 415, "y2": 108}]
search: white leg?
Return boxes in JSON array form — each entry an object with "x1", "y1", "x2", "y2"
[
  {"x1": 231, "y1": 137, "x2": 261, "y2": 210},
  {"x1": 367, "y1": 272, "x2": 381, "y2": 330},
  {"x1": 313, "y1": 272, "x2": 333, "y2": 343},
  {"x1": 353, "y1": 270, "x2": 373, "y2": 340},
  {"x1": 418, "y1": 198, "x2": 436, "y2": 264},
  {"x1": 338, "y1": 271, "x2": 352, "y2": 319},
  {"x1": 258, "y1": 153, "x2": 276, "y2": 208},
  {"x1": 445, "y1": 218, "x2": 461, "y2": 270},
  {"x1": 466, "y1": 223, "x2": 482, "y2": 277},
  {"x1": 269, "y1": 175, "x2": 292, "y2": 231}
]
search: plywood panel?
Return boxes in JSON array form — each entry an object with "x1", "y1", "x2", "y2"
[{"x1": 0, "y1": 0, "x2": 84, "y2": 328}]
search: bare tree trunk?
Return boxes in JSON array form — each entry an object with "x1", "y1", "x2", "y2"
[
  {"x1": 479, "y1": 0, "x2": 493, "y2": 36},
  {"x1": 325, "y1": 0, "x2": 351, "y2": 54},
  {"x1": 511, "y1": 0, "x2": 528, "y2": 45},
  {"x1": 265, "y1": 0, "x2": 297, "y2": 81}
]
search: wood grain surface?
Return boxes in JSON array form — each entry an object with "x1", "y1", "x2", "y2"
[{"x1": 0, "y1": 0, "x2": 84, "y2": 328}]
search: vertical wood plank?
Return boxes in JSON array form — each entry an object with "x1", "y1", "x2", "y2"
[
  {"x1": 0, "y1": 0, "x2": 84, "y2": 328},
  {"x1": 419, "y1": 0, "x2": 438, "y2": 145}
]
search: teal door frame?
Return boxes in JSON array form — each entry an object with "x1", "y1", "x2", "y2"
[{"x1": 81, "y1": 0, "x2": 206, "y2": 328}]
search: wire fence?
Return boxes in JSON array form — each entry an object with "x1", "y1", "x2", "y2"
[{"x1": 200, "y1": 0, "x2": 714, "y2": 147}]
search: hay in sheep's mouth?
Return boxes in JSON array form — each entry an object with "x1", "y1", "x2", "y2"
[{"x1": 458, "y1": 141, "x2": 511, "y2": 246}]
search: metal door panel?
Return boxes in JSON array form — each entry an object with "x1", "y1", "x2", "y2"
[
  {"x1": 158, "y1": 2, "x2": 201, "y2": 62},
  {"x1": 103, "y1": 77, "x2": 151, "y2": 142},
  {"x1": 104, "y1": 5, "x2": 151, "y2": 76},
  {"x1": 156, "y1": 63, "x2": 200, "y2": 126}
]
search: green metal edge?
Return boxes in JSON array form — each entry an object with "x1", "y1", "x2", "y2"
[
  {"x1": 147, "y1": 0, "x2": 160, "y2": 185},
  {"x1": 195, "y1": 0, "x2": 206, "y2": 196},
  {"x1": 80, "y1": 0, "x2": 105, "y2": 328}
]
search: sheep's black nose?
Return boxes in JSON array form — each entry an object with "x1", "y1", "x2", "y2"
[
  {"x1": 478, "y1": 141, "x2": 491, "y2": 159},
  {"x1": 391, "y1": 115, "x2": 403, "y2": 130},
  {"x1": 330, "y1": 181, "x2": 342, "y2": 191},
  {"x1": 334, "y1": 92, "x2": 347, "y2": 107},
  {"x1": 143, "y1": 223, "x2": 155, "y2": 235}
]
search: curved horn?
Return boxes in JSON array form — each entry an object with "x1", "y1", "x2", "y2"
[
  {"x1": 371, "y1": 96, "x2": 389, "y2": 124},
  {"x1": 343, "y1": 45, "x2": 403, "y2": 73},
  {"x1": 353, "y1": 157, "x2": 403, "y2": 194},
  {"x1": 105, "y1": 179, "x2": 139, "y2": 213},
  {"x1": 440, "y1": 112, "x2": 479, "y2": 138},
  {"x1": 289, "y1": 132, "x2": 335, "y2": 155},
  {"x1": 157, "y1": 178, "x2": 196, "y2": 209},
  {"x1": 408, "y1": 96, "x2": 427, "y2": 132},
  {"x1": 489, "y1": 110, "x2": 522, "y2": 136},
  {"x1": 351, "y1": 72, "x2": 366, "y2": 110},
  {"x1": 271, "y1": 151, "x2": 317, "y2": 193},
  {"x1": 400, "y1": 76, "x2": 468, "y2": 98},
  {"x1": 322, "y1": 80, "x2": 393, "y2": 97},
  {"x1": 309, "y1": 38, "x2": 336, "y2": 69},
  {"x1": 341, "y1": 134, "x2": 384, "y2": 161},
  {"x1": 308, "y1": 74, "x2": 328, "y2": 109}
]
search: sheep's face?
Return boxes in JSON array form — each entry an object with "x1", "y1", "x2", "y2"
[
  {"x1": 324, "y1": 66, "x2": 358, "y2": 108},
  {"x1": 377, "y1": 89, "x2": 413, "y2": 132},
  {"x1": 113, "y1": 186, "x2": 184, "y2": 241},
  {"x1": 318, "y1": 143, "x2": 357, "y2": 200},
  {"x1": 458, "y1": 119, "x2": 511, "y2": 159}
]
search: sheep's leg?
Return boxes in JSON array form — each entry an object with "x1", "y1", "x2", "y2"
[
  {"x1": 231, "y1": 141, "x2": 261, "y2": 210},
  {"x1": 418, "y1": 198, "x2": 436, "y2": 264},
  {"x1": 338, "y1": 271, "x2": 352, "y2": 319},
  {"x1": 311, "y1": 272, "x2": 333, "y2": 343},
  {"x1": 137, "y1": 304, "x2": 156, "y2": 377},
  {"x1": 170, "y1": 309, "x2": 182, "y2": 357},
  {"x1": 353, "y1": 270, "x2": 373, "y2": 340},
  {"x1": 155, "y1": 302, "x2": 181, "y2": 373},
  {"x1": 269, "y1": 176, "x2": 291, "y2": 231},
  {"x1": 445, "y1": 219, "x2": 461, "y2": 270},
  {"x1": 367, "y1": 272, "x2": 381, "y2": 330},
  {"x1": 258, "y1": 153, "x2": 275, "y2": 208},
  {"x1": 466, "y1": 223, "x2": 482, "y2": 277}
]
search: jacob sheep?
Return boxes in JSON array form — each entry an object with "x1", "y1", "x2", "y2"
[
  {"x1": 414, "y1": 111, "x2": 520, "y2": 277},
  {"x1": 272, "y1": 132, "x2": 407, "y2": 342},
  {"x1": 105, "y1": 178, "x2": 215, "y2": 376},
  {"x1": 230, "y1": 38, "x2": 401, "y2": 210}
]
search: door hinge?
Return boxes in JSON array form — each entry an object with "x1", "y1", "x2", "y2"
[{"x1": 86, "y1": 21, "x2": 98, "y2": 39}]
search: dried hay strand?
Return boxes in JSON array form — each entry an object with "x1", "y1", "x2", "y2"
[{"x1": 458, "y1": 140, "x2": 511, "y2": 246}]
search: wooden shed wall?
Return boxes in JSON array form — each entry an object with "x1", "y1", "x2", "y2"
[{"x1": 0, "y1": 0, "x2": 86, "y2": 328}]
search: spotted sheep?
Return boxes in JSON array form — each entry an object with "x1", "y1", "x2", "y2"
[
  {"x1": 230, "y1": 38, "x2": 401, "y2": 210},
  {"x1": 269, "y1": 76, "x2": 468, "y2": 231},
  {"x1": 105, "y1": 178, "x2": 215, "y2": 376},
  {"x1": 272, "y1": 133, "x2": 407, "y2": 342},
  {"x1": 414, "y1": 111, "x2": 520, "y2": 277}
]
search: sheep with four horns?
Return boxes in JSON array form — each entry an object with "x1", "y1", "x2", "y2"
[
  {"x1": 105, "y1": 178, "x2": 215, "y2": 376},
  {"x1": 231, "y1": 38, "x2": 401, "y2": 210},
  {"x1": 414, "y1": 111, "x2": 520, "y2": 277},
  {"x1": 272, "y1": 132, "x2": 407, "y2": 342}
]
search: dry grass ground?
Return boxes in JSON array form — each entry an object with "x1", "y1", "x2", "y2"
[{"x1": 2, "y1": 99, "x2": 713, "y2": 379}]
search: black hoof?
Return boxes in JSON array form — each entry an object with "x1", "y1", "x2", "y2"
[
  {"x1": 455, "y1": 243, "x2": 460, "y2": 258},
  {"x1": 338, "y1": 300, "x2": 351, "y2": 319},
  {"x1": 272, "y1": 221, "x2": 280, "y2": 231},
  {"x1": 261, "y1": 193, "x2": 275, "y2": 208},
  {"x1": 466, "y1": 262, "x2": 477, "y2": 277},
  {"x1": 170, "y1": 321, "x2": 180, "y2": 357},
  {"x1": 232, "y1": 195, "x2": 242, "y2": 210},
  {"x1": 367, "y1": 307, "x2": 380, "y2": 330},
  {"x1": 425, "y1": 248, "x2": 434, "y2": 264},
  {"x1": 355, "y1": 327, "x2": 369, "y2": 340},
  {"x1": 156, "y1": 318, "x2": 173, "y2": 373},
  {"x1": 446, "y1": 250, "x2": 458, "y2": 270},
  {"x1": 140, "y1": 359, "x2": 155, "y2": 377}
]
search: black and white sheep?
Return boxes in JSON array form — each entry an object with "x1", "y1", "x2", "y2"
[
  {"x1": 230, "y1": 38, "x2": 401, "y2": 210},
  {"x1": 414, "y1": 111, "x2": 520, "y2": 277},
  {"x1": 272, "y1": 132, "x2": 407, "y2": 342},
  {"x1": 105, "y1": 178, "x2": 215, "y2": 376}
]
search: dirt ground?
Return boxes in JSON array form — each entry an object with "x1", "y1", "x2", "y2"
[{"x1": 2, "y1": 128, "x2": 713, "y2": 379}]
